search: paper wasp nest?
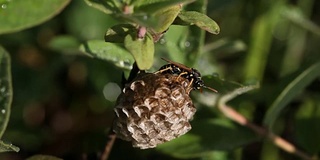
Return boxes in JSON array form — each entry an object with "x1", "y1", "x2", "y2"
[{"x1": 113, "y1": 73, "x2": 195, "y2": 149}]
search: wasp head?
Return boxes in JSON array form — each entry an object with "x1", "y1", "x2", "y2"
[{"x1": 191, "y1": 68, "x2": 201, "y2": 78}]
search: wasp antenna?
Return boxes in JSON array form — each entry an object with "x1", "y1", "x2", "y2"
[
  {"x1": 203, "y1": 86, "x2": 218, "y2": 93},
  {"x1": 161, "y1": 57, "x2": 171, "y2": 63}
]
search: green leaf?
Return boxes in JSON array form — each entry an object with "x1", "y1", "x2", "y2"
[
  {"x1": 120, "y1": 13, "x2": 159, "y2": 29},
  {"x1": 263, "y1": 62, "x2": 320, "y2": 129},
  {"x1": 65, "y1": 0, "x2": 117, "y2": 40},
  {"x1": 26, "y1": 155, "x2": 63, "y2": 160},
  {"x1": 0, "y1": 0, "x2": 70, "y2": 34},
  {"x1": 294, "y1": 97, "x2": 320, "y2": 153},
  {"x1": 124, "y1": 32, "x2": 154, "y2": 70},
  {"x1": 0, "y1": 140, "x2": 19, "y2": 152},
  {"x1": 243, "y1": 2, "x2": 282, "y2": 81},
  {"x1": 0, "y1": 46, "x2": 12, "y2": 139},
  {"x1": 152, "y1": 5, "x2": 181, "y2": 33},
  {"x1": 0, "y1": 47, "x2": 18, "y2": 153},
  {"x1": 48, "y1": 35, "x2": 81, "y2": 54},
  {"x1": 283, "y1": 6, "x2": 320, "y2": 36},
  {"x1": 105, "y1": 24, "x2": 136, "y2": 43},
  {"x1": 79, "y1": 40, "x2": 134, "y2": 70},
  {"x1": 157, "y1": 118, "x2": 258, "y2": 158},
  {"x1": 134, "y1": 0, "x2": 194, "y2": 14},
  {"x1": 177, "y1": 11, "x2": 220, "y2": 34},
  {"x1": 84, "y1": 0, "x2": 117, "y2": 14}
]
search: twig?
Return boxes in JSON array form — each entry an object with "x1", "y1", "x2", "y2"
[
  {"x1": 218, "y1": 104, "x2": 315, "y2": 160},
  {"x1": 101, "y1": 131, "x2": 117, "y2": 160}
]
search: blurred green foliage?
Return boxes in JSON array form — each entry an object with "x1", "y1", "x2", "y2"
[{"x1": 0, "y1": 0, "x2": 320, "y2": 160}]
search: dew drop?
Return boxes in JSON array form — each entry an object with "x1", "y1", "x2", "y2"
[
  {"x1": 211, "y1": 73, "x2": 219, "y2": 77},
  {"x1": 143, "y1": 15, "x2": 148, "y2": 20},
  {"x1": 1, "y1": 109, "x2": 5, "y2": 114},
  {"x1": 1, "y1": 4, "x2": 7, "y2": 9},
  {"x1": 0, "y1": 87, "x2": 6, "y2": 93},
  {"x1": 184, "y1": 41, "x2": 190, "y2": 47},
  {"x1": 160, "y1": 39, "x2": 166, "y2": 45}
]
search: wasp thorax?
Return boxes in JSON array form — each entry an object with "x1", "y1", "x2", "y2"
[{"x1": 113, "y1": 73, "x2": 196, "y2": 149}]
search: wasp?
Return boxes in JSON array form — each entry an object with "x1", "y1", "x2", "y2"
[{"x1": 156, "y1": 58, "x2": 217, "y2": 93}]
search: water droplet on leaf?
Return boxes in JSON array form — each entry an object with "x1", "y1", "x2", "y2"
[
  {"x1": 1, "y1": 4, "x2": 7, "y2": 9},
  {"x1": 184, "y1": 41, "x2": 190, "y2": 47},
  {"x1": 0, "y1": 87, "x2": 6, "y2": 93},
  {"x1": 212, "y1": 73, "x2": 219, "y2": 77},
  {"x1": 160, "y1": 39, "x2": 166, "y2": 45}
]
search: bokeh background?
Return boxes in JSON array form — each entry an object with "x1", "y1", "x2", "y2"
[{"x1": 0, "y1": 0, "x2": 320, "y2": 160}]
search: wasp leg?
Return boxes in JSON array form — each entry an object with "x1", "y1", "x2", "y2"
[
  {"x1": 154, "y1": 66, "x2": 173, "y2": 74},
  {"x1": 176, "y1": 72, "x2": 188, "y2": 80},
  {"x1": 187, "y1": 78, "x2": 194, "y2": 89}
]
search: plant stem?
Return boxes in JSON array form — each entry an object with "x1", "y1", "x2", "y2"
[
  {"x1": 218, "y1": 104, "x2": 316, "y2": 160},
  {"x1": 100, "y1": 131, "x2": 117, "y2": 160}
]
